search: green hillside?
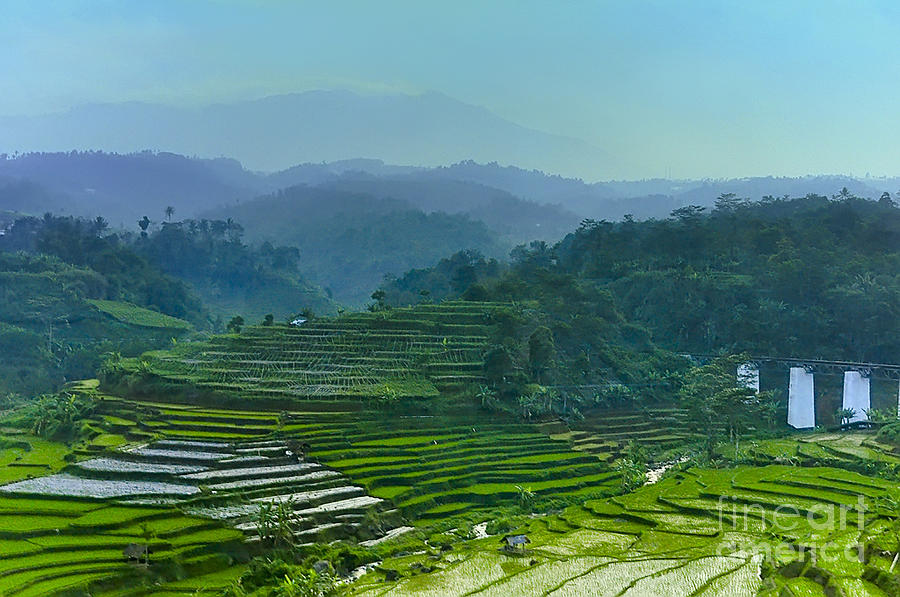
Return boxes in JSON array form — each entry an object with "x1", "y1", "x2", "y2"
[
  {"x1": 107, "y1": 301, "x2": 512, "y2": 402},
  {"x1": 381, "y1": 194, "x2": 900, "y2": 363},
  {"x1": 0, "y1": 253, "x2": 193, "y2": 396},
  {"x1": 87, "y1": 299, "x2": 193, "y2": 330}
]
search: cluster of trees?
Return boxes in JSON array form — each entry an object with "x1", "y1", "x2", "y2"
[
  {"x1": 0, "y1": 250, "x2": 189, "y2": 395},
  {"x1": 383, "y1": 192, "x2": 900, "y2": 365},
  {"x1": 379, "y1": 249, "x2": 504, "y2": 306},
  {"x1": 462, "y1": 279, "x2": 687, "y2": 420},
  {"x1": 133, "y1": 217, "x2": 335, "y2": 320},
  {"x1": 561, "y1": 192, "x2": 899, "y2": 362},
  {"x1": 0, "y1": 212, "x2": 333, "y2": 395}
]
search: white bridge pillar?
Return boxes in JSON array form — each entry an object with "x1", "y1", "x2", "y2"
[
  {"x1": 788, "y1": 367, "x2": 815, "y2": 429},
  {"x1": 842, "y1": 370, "x2": 870, "y2": 424},
  {"x1": 737, "y1": 363, "x2": 760, "y2": 392}
]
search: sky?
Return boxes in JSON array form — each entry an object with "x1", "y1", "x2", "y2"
[{"x1": 3, "y1": 0, "x2": 900, "y2": 180}]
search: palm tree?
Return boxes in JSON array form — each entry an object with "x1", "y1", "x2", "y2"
[
  {"x1": 836, "y1": 407, "x2": 856, "y2": 426},
  {"x1": 138, "y1": 215, "x2": 151, "y2": 238},
  {"x1": 515, "y1": 485, "x2": 535, "y2": 510}
]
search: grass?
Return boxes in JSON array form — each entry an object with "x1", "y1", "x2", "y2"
[
  {"x1": 0, "y1": 434, "x2": 71, "y2": 484},
  {"x1": 87, "y1": 299, "x2": 193, "y2": 330}
]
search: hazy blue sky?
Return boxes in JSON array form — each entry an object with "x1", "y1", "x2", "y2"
[{"x1": 4, "y1": 1, "x2": 900, "y2": 179}]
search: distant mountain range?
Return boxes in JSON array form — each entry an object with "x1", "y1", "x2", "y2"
[
  {"x1": 1, "y1": 150, "x2": 897, "y2": 225},
  {"x1": 2, "y1": 149, "x2": 899, "y2": 305},
  {"x1": 0, "y1": 90, "x2": 616, "y2": 177}
]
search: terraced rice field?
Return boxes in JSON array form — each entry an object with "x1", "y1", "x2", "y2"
[
  {"x1": 0, "y1": 494, "x2": 243, "y2": 596},
  {"x1": 0, "y1": 397, "x2": 398, "y2": 595},
  {"x1": 98, "y1": 393, "x2": 623, "y2": 520},
  {"x1": 0, "y1": 381, "x2": 630, "y2": 595},
  {"x1": 7, "y1": 299, "x2": 900, "y2": 595},
  {"x1": 350, "y1": 464, "x2": 900, "y2": 596},
  {"x1": 549, "y1": 408, "x2": 704, "y2": 462},
  {"x1": 288, "y1": 415, "x2": 622, "y2": 518},
  {"x1": 127, "y1": 301, "x2": 509, "y2": 400},
  {"x1": 8, "y1": 384, "x2": 900, "y2": 596},
  {"x1": 86, "y1": 299, "x2": 193, "y2": 330},
  {"x1": 739, "y1": 433, "x2": 900, "y2": 471}
]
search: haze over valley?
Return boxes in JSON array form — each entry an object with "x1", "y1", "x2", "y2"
[{"x1": 2, "y1": 3, "x2": 900, "y2": 597}]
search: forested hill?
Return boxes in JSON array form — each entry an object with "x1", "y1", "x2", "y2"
[
  {"x1": 1, "y1": 215, "x2": 334, "y2": 321},
  {"x1": 5, "y1": 151, "x2": 899, "y2": 228},
  {"x1": 202, "y1": 186, "x2": 513, "y2": 305},
  {"x1": 0, "y1": 214, "x2": 335, "y2": 395},
  {"x1": 0, "y1": 151, "x2": 262, "y2": 225},
  {"x1": 381, "y1": 193, "x2": 900, "y2": 363}
]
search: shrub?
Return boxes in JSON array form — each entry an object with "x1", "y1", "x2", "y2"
[
  {"x1": 223, "y1": 557, "x2": 335, "y2": 597},
  {"x1": 878, "y1": 422, "x2": 900, "y2": 446},
  {"x1": 21, "y1": 391, "x2": 96, "y2": 441}
]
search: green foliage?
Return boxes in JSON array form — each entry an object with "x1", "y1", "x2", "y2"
[
  {"x1": 614, "y1": 458, "x2": 647, "y2": 493},
  {"x1": 836, "y1": 407, "x2": 857, "y2": 426},
  {"x1": 569, "y1": 195, "x2": 900, "y2": 361},
  {"x1": 865, "y1": 408, "x2": 896, "y2": 423},
  {"x1": 1, "y1": 214, "x2": 205, "y2": 323},
  {"x1": 223, "y1": 558, "x2": 334, "y2": 597},
  {"x1": 384, "y1": 195, "x2": 900, "y2": 368},
  {"x1": 382, "y1": 250, "x2": 505, "y2": 307},
  {"x1": 86, "y1": 299, "x2": 192, "y2": 329},
  {"x1": 19, "y1": 391, "x2": 96, "y2": 441},
  {"x1": 135, "y1": 218, "x2": 335, "y2": 320},
  {"x1": 527, "y1": 326, "x2": 555, "y2": 383},
  {"x1": 679, "y1": 354, "x2": 777, "y2": 452},
  {"x1": 483, "y1": 346, "x2": 515, "y2": 386},
  {"x1": 514, "y1": 484, "x2": 536, "y2": 510},
  {"x1": 0, "y1": 221, "x2": 199, "y2": 395},
  {"x1": 256, "y1": 500, "x2": 298, "y2": 549},
  {"x1": 385, "y1": 245, "x2": 691, "y2": 418},
  {"x1": 877, "y1": 422, "x2": 900, "y2": 445},
  {"x1": 226, "y1": 316, "x2": 245, "y2": 334},
  {"x1": 272, "y1": 570, "x2": 334, "y2": 597}
]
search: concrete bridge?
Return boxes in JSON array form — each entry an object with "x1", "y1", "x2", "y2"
[{"x1": 735, "y1": 357, "x2": 900, "y2": 429}]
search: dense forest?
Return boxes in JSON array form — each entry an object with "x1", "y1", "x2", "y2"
[
  {"x1": 0, "y1": 250, "x2": 192, "y2": 395},
  {"x1": 382, "y1": 192, "x2": 900, "y2": 363}
]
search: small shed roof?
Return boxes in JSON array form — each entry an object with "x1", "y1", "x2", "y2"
[
  {"x1": 501, "y1": 534, "x2": 530, "y2": 546},
  {"x1": 123, "y1": 543, "x2": 148, "y2": 558}
]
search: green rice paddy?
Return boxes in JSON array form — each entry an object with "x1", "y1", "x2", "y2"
[
  {"x1": 86, "y1": 299, "x2": 193, "y2": 330},
  {"x1": 349, "y1": 463, "x2": 900, "y2": 596},
  {"x1": 117, "y1": 301, "x2": 508, "y2": 400},
  {"x1": 4, "y1": 302, "x2": 900, "y2": 595}
]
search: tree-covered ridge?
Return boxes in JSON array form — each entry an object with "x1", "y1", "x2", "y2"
[
  {"x1": 381, "y1": 193, "x2": 900, "y2": 363},
  {"x1": 133, "y1": 218, "x2": 336, "y2": 320},
  {"x1": 204, "y1": 185, "x2": 508, "y2": 305},
  {"x1": 1, "y1": 213, "x2": 335, "y2": 323},
  {"x1": 0, "y1": 252, "x2": 190, "y2": 395},
  {"x1": 0, "y1": 213, "x2": 335, "y2": 396},
  {"x1": 1, "y1": 214, "x2": 206, "y2": 324},
  {"x1": 563, "y1": 193, "x2": 899, "y2": 361}
]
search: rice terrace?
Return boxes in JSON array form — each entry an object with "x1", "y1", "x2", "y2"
[
  {"x1": 0, "y1": 296, "x2": 898, "y2": 596},
  {"x1": 4, "y1": 2, "x2": 900, "y2": 595}
]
